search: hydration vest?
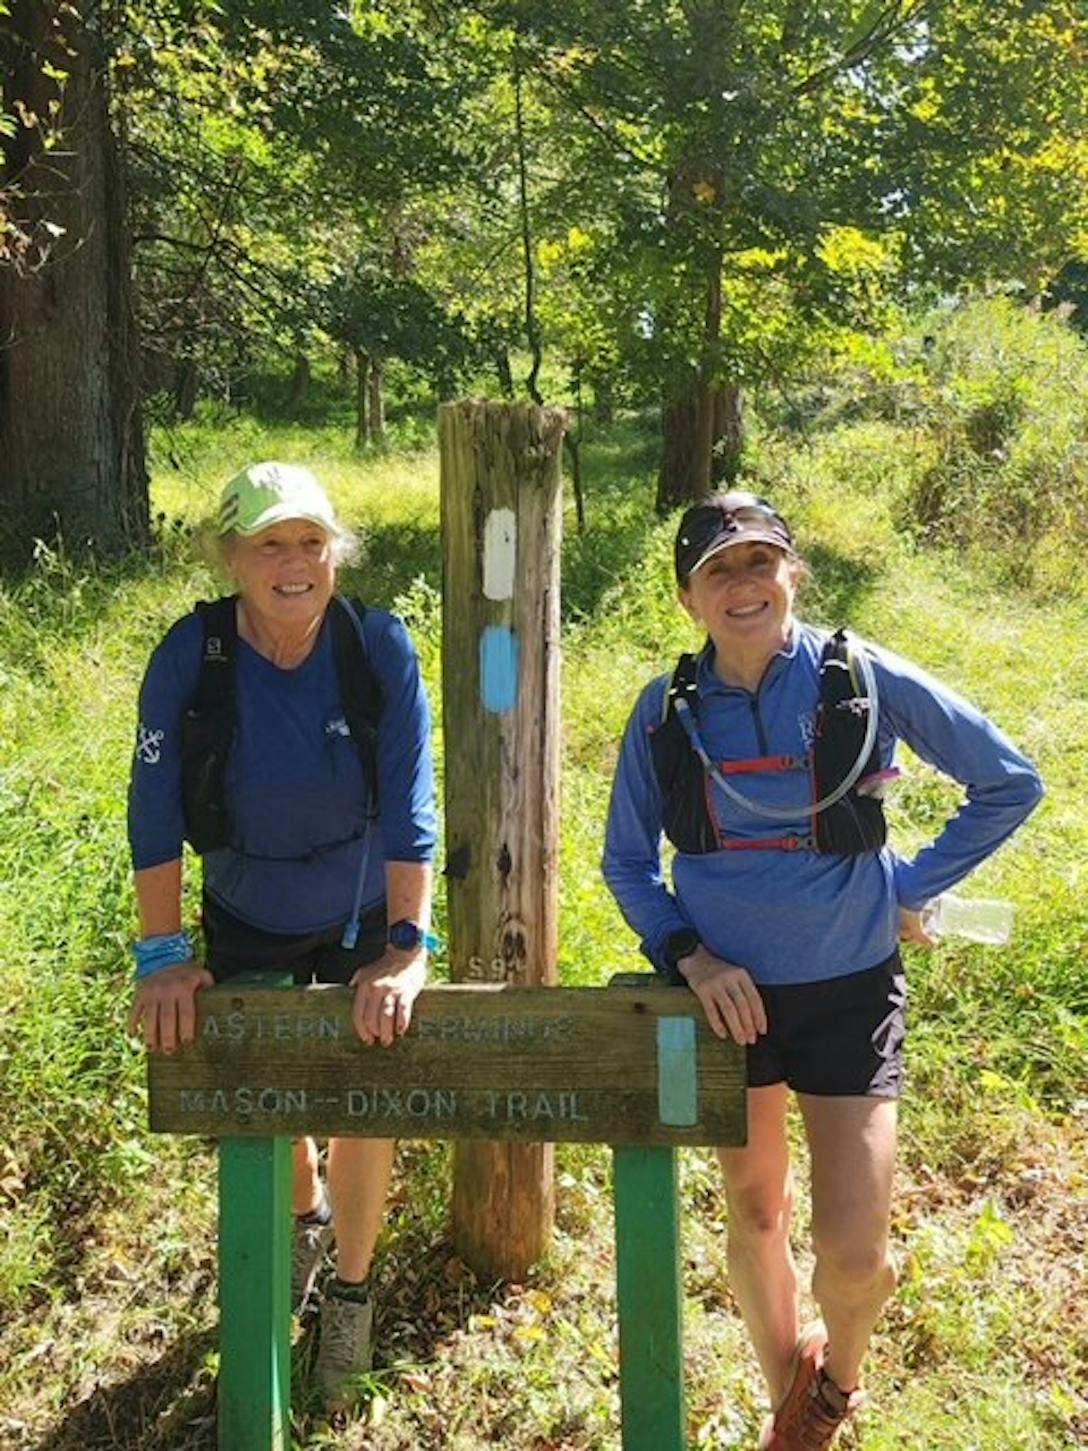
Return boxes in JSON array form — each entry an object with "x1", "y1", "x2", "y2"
[
  {"x1": 648, "y1": 629, "x2": 886, "y2": 856},
  {"x1": 179, "y1": 594, "x2": 382, "y2": 854}
]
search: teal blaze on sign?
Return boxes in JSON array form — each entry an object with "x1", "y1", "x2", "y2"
[{"x1": 656, "y1": 1016, "x2": 698, "y2": 1126}]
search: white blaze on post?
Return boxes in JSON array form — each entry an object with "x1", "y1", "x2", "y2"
[{"x1": 482, "y1": 508, "x2": 517, "y2": 601}]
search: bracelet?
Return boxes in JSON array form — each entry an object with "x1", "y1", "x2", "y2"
[{"x1": 132, "y1": 930, "x2": 196, "y2": 981}]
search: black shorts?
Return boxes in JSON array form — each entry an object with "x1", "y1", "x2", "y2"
[
  {"x1": 202, "y1": 893, "x2": 388, "y2": 985},
  {"x1": 746, "y1": 952, "x2": 906, "y2": 1098}
]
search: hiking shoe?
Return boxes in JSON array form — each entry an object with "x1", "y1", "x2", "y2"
[
  {"x1": 314, "y1": 1287, "x2": 374, "y2": 1409},
  {"x1": 291, "y1": 1215, "x2": 334, "y2": 1311},
  {"x1": 758, "y1": 1322, "x2": 863, "y2": 1450}
]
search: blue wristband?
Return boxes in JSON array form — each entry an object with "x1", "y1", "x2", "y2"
[{"x1": 132, "y1": 931, "x2": 196, "y2": 981}]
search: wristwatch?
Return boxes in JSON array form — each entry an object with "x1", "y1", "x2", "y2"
[
  {"x1": 388, "y1": 919, "x2": 440, "y2": 952},
  {"x1": 662, "y1": 927, "x2": 701, "y2": 972}
]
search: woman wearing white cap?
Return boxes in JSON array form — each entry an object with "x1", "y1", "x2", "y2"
[
  {"x1": 602, "y1": 491, "x2": 1042, "y2": 1449},
  {"x1": 127, "y1": 461, "x2": 437, "y2": 1408}
]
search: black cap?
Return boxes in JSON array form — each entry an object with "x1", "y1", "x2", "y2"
[{"x1": 675, "y1": 492, "x2": 793, "y2": 583}]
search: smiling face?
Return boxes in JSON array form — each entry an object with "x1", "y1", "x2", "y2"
[
  {"x1": 679, "y1": 540, "x2": 799, "y2": 670},
  {"x1": 225, "y1": 517, "x2": 337, "y2": 630}
]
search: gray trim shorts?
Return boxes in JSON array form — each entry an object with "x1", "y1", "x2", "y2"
[{"x1": 746, "y1": 952, "x2": 906, "y2": 1098}]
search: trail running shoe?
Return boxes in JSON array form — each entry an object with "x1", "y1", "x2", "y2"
[
  {"x1": 314, "y1": 1286, "x2": 374, "y2": 1410},
  {"x1": 758, "y1": 1321, "x2": 864, "y2": 1450},
  {"x1": 291, "y1": 1215, "x2": 334, "y2": 1311}
]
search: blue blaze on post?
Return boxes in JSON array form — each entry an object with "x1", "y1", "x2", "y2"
[{"x1": 480, "y1": 626, "x2": 519, "y2": 713}]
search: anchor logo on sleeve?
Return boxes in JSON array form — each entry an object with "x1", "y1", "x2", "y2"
[{"x1": 136, "y1": 723, "x2": 165, "y2": 764}]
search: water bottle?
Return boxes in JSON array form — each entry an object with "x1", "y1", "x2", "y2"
[{"x1": 922, "y1": 893, "x2": 1014, "y2": 945}]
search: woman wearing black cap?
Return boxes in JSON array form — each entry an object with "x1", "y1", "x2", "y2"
[{"x1": 602, "y1": 491, "x2": 1042, "y2": 1450}]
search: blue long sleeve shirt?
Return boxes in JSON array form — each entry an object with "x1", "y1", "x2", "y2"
[
  {"x1": 602, "y1": 622, "x2": 1043, "y2": 986},
  {"x1": 128, "y1": 604, "x2": 437, "y2": 935}
]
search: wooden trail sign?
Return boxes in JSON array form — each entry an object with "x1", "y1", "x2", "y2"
[
  {"x1": 148, "y1": 978, "x2": 746, "y2": 1451},
  {"x1": 148, "y1": 981, "x2": 745, "y2": 1146}
]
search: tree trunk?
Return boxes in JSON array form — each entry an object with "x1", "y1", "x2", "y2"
[
  {"x1": 174, "y1": 359, "x2": 199, "y2": 421},
  {"x1": 287, "y1": 351, "x2": 310, "y2": 413},
  {"x1": 563, "y1": 434, "x2": 586, "y2": 535},
  {"x1": 655, "y1": 390, "x2": 700, "y2": 514},
  {"x1": 591, "y1": 373, "x2": 615, "y2": 425},
  {"x1": 566, "y1": 358, "x2": 586, "y2": 532},
  {"x1": 0, "y1": 0, "x2": 146, "y2": 561},
  {"x1": 494, "y1": 347, "x2": 514, "y2": 399},
  {"x1": 366, "y1": 357, "x2": 385, "y2": 444},
  {"x1": 711, "y1": 382, "x2": 744, "y2": 485},
  {"x1": 656, "y1": 378, "x2": 745, "y2": 512},
  {"x1": 654, "y1": 5, "x2": 735, "y2": 516},
  {"x1": 353, "y1": 349, "x2": 369, "y2": 449},
  {"x1": 693, "y1": 243, "x2": 723, "y2": 494}
]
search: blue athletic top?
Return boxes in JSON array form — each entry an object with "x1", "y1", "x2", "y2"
[
  {"x1": 602, "y1": 621, "x2": 1043, "y2": 986},
  {"x1": 128, "y1": 605, "x2": 437, "y2": 935}
]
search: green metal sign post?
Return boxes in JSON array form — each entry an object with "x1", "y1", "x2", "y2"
[
  {"x1": 217, "y1": 1137, "x2": 292, "y2": 1451},
  {"x1": 614, "y1": 1146, "x2": 687, "y2": 1449},
  {"x1": 148, "y1": 976, "x2": 745, "y2": 1450}
]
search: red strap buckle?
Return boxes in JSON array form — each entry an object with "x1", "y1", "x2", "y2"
[
  {"x1": 721, "y1": 833, "x2": 815, "y2": 852},
  {"x1": 718, "y1": 754, "x2": 802, "y2": 776}
]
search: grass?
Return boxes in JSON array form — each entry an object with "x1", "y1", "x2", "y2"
[{"x1": 1, "y1": 402, "x2": 1086, "y2": 1449}]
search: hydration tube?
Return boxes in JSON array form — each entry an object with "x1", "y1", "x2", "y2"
[
  {"x1": 340, "y1": 813, "x2": 376, "y2": 949},
  {"x1": 674, "y1": 641, "x2": 881, "y2": 822},
  {"x1": 338, "y1": 594, "x2": 378, "y2": 951}
]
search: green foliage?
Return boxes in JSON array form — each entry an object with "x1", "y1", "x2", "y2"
[
  {"x1": 322, "y1": 265, "x2": 474, "y2": 391},
  {"x1": 889, "y1": 1, "x2": 1088, "y2": 293},
  {"x1": 904, "y1": 298, "x2": 1088, "y2": 588},
  {"x1": 102, "y1": 0, "x2": 1087, "y2": 441},
  {"x1": 122, "y1": 0, "x2": 482, "y2": 409},
  {"x1": 754, "y1": 297, "x2": 1088, "y2": 600},
  {"x1": 486, "y1": 0, "x2": 1088, "y2": 423}
]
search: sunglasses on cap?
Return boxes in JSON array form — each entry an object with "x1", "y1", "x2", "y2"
[{"x1": 675, "y1": 495, "x2": 794, "y2": 582}]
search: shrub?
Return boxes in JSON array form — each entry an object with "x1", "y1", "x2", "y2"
[{"x1": 902, "y1": 298, "x2": 1088, "y2": 584}]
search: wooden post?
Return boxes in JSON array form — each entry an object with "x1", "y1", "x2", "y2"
[{"x1": 438, "y1": 399, "x2": 566, "y2": 1281}]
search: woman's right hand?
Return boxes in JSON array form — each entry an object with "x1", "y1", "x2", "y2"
[
  {"x1": 678, "y1": 947, "x2": 767, "y2": 1045},
  {"x1": 129, "y1": 961, "x2": 214, "y2": 1053}
]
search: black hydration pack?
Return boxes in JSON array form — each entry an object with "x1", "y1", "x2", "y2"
[
  {"x1": 648, "y1": 628, "x2": 886, "y2": 856},
  {"x1": 179, "y1": 594, "x2": 383, "y2": 854}
]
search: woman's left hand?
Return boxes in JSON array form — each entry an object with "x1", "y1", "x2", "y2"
[
  {"x1": 678, "y1": 948, "x2": 767, "y2": 1045},
  {"x1": 898, "y1": 905, "x2": 937, "y2": 948},
  {"x1": 350, "y1": 949, "x2": 427, "y2": 1046}
]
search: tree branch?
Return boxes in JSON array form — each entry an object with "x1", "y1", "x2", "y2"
[
  {"x1": 792, "y1": 0, "x2": 930, "y2": 97},
  {"x1": 535, "y1": 63, "x2": 662, "y2": 175},
  {"x1": 514, "y1": 41, "x2": 544, "y2": 405}
]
